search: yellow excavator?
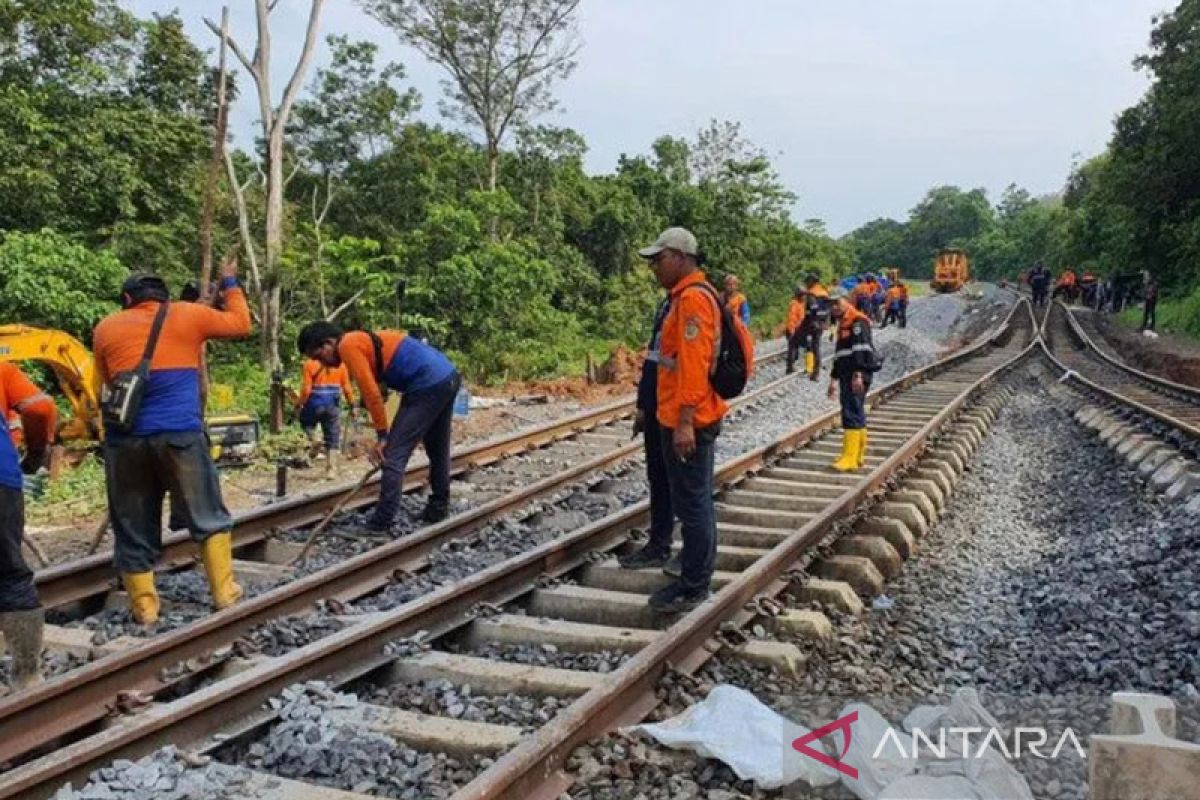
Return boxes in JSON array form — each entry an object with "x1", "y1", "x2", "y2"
[{"x1": 0, "y1": 324, "x2": 258, "y2": 465}]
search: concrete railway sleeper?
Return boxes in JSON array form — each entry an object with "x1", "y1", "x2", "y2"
[
  {"x1": 0, "y1": 300, "x2": 1034, "y2": 799},
  {"x1": 0, "y1": 345, "x2": 817, "y2": 768}
]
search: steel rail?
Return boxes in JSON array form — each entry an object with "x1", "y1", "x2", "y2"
[
  {"x1": 0, "y1": 349, "x2": 802, "y2": 769},
  {"x1": 0, "y1": 310, "x2": 1026, "y2": 799},
  {"x1": 1046, "y1": 303, "x2": 1200, "y2": 440},
  {"x1": 454, "y1": 299, "x2": 1037, "y2": 800},
  {"x1": 32, "y1": 345, "x2": 787, "y2": 611}
]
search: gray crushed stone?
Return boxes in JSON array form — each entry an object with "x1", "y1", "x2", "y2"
[
  {"x1": 461, "y1": 641, "x2": 632, "y2": 674},
  {"x1": 368, "y1": 678, "x2": 571, "y2": 730},
  {"x1": 244, "y1": 612, "x2": 346, "y2": 657},
  {"x1": 230, "y1": 681, "x2": 480, "y2": 799},
  {"x1": 52, "y1": 746, "x2": 253, "y2": 800}
]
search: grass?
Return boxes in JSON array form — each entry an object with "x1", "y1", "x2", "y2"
[{"x1": 1116, "y1": 290, "x2": 1200, "y2": 342}]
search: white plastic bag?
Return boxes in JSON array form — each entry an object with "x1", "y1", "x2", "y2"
[
  {"x1": 835, "y1": 702, "x2": 918, "y2": 800},
  {"x1": 630, "y1": 685, "x2": 840, "y2": 790}
]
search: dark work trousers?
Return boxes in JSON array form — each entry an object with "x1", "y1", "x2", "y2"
[
  {"x1": 300, "y1": 404, "x2": 342, "y2": 451},
  {"x1": 0, "y1": 486, "x2": 38, "y2": 611},
  {"x1": 1142, "y1": 300, "x2": 1157, "y2": 331},
  {"x1": 659, "y1": 422, "x2": 720, "y2": 593},
  {"x1": 785, "y1": 331, "x2": 804, "y2": 373},
  {"x1": 371, "y1": 372, "x2": 461, "y2": 525},
  {"x1": 839, "y1": 373, "x2": 872, "y2": 429},
  {"x1": 104, "y1": 432, "x2": 233, "y2": 574},
  {"x1": 643, "y1": 414, "x2": 674, "y2": 555},
  {"x1": 802, "y1": 324, "x2": 823, "y2": 376},
  {"x1": 1032, "y1": 286, "x2": 1047, "y2": 307},
  {"x1": 884, "y1": 305, "x2": 907, "y2": 328}
]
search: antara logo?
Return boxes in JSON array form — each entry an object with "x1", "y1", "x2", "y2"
[{"x1": 791, "y1": 710, "x2": 860, "y2": 779}]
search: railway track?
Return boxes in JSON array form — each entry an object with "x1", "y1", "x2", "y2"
[
  {"x1": 0, "y1": 345, "x2": 813, "y2": 768},
  {"x1": 1043, "y1": 301, "x2": 1200, "y2": 440},
  {"x1": 33, "y1": 345, "x2": 792, "y2": 615},
  {"x1": 2, "y1": 301, "x2": 1036, "y2": 799}
]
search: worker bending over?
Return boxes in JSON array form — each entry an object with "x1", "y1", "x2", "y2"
[
  {"x1": 722, "y1": 275, "x2": 751, "y2": 327},
  {"x1": 92, "y1": 258, "x2": 251, "y2": 625},
  {"x1": 828, "y1": 289, "x2": 879, "y2": 472},
  {"x1": 883, "y1": 280, "x2": 908, "y2": 328},
  {"x1": 296, "y1": 358, "x2": 355, "y2": 473},
  {"x1": 800, "y1": 273, "x2": 831, "y2": 381},
  {"x1": 297, "y1": 322, "x2": 460, "y2": 529},
  {"x1": 0, "y1": 363, "x2": 56, "y2": 690},
  {"x1": 785, "y1": 285, "x2": 807, "y2": 375},
  {"x1": 636, "y1": 227, "x2": 728, "y2": 613}
]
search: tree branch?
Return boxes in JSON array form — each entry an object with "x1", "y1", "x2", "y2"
[
  {"x1": 277, "y1": 0, "x2": 327, "y2": 131},
  {"x1": 203, "y1": 16, "x2": 256, "y2": 77},
  {"x1": 326, "y1": 289, "x2": 365, "y2": 322},
  {"x1": 224, "y1": 151, "x2": 263, "y2": 296}
]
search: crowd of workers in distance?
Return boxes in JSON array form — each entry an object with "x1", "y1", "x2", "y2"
[
  {"x1": 1024, "y1": 263, "x2": 1161, "y2": 332},
  {"x1": 0, "y1": 229, "x2": 895, "y2": 688}
]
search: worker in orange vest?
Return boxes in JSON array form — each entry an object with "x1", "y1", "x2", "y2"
[
  {"x1": 295, "y1": 358, "x2": 355, "y2": 474},
  {"x1": 883, "y1": 280, "x2": 909, "y2": 328},
  {"x1": 297, "y1": 321, "x2": 461, "y2": 529},
  {"x1": 785, "y1": 284, "x2": 807, "y2": 374},
  {"x1": 0, "y1": 362, "x2": 56, "y2": 690},
  {"x1": 722, "y1": 275, "x2": 751, "y2": 327},
  {"x1": 93, "y1": 258, "x2": 251, "y2": 626},
  {"x1": 633, "y1": 227, "x2": 728, "y2": 613},
  {"x1": 828, "y1": 289, "x2": 881, "y2": 471}
]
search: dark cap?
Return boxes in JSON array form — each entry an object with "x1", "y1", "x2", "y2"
[{"x1": 120, "y1": 274, "x2": 170, "y2": 306}]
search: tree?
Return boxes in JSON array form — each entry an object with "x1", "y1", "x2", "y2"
[
  {"x1": 206, "y1": 0, "x2": 326, "y2": 432},
  {"x1": 289, "y1": 35, "x2": 419, "y2": 318},
  {"x1": 0, "y1": 230, "x2": 126, "y2": 340},
  {"x1": 362, "y1": 0, "x2": 581, "y2": 195}
]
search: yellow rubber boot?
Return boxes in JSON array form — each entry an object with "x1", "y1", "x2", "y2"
[
  {"x1": 121, "y1": 572, "x2": 160, "y2": 625},
  {"x1": 831, "y1": 430, "x2": 860, "y2": 472},
  {"x1": 856, "y1": 429, "x2": 868, "y2": 468},
  {"x1": 804, "y1": 352, "x2": 815, "y2": 375},
  {"x1": 201, "y1": 532, "x2": 243, "y2": 610}
]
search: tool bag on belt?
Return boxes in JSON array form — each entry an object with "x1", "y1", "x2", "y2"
[{"x1": 100, "y1": 301, "x2": 170, "y2": 434}]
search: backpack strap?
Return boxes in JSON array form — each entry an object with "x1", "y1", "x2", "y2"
[
  {"x1": 367, "y1": 331, "x2": 385, "y2": 379},
  {"x1": 137, "y1": 301, "x2": 170, "y2": 379}
]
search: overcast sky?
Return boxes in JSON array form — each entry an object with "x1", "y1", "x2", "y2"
[{"x1": 128, "y1": 0, "x2": 1167, "y2": 235}]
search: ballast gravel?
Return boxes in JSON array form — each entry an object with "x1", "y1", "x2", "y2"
[
  {"x1": 568, "y1": 373, "x2": 1198, "y2": 800},
  {"x1": 368, "y1": 678, "x2": 571, "y2": 730},
  {"x1": 229, "y1": 681, "x2": 480, "y2": 799}
]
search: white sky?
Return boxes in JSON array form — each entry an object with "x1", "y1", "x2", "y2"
[{"x1": 128, "y1": 0, "x2": 1167, "y2": 234}]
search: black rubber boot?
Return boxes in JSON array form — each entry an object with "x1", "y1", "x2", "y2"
[
  {"x1": 0, "y1": 608, "x2": 44, "y2": 692},
  {"x1": 421, "y1": 499, "x2": 450, "y2": 524}
]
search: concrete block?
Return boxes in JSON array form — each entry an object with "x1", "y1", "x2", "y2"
[
  {"x1": 888, "y1": 490, "x2": 937, "y2": 528},
  {"x1": 716, "y1": 503, "x2": 803, "y2": 530},
  {"x1": 739, "y1": 639, "x2": 805, "y2": 679},
  {"x1": 743, "y1": 477, "x2": 846, "y2": 499},
  {"x1": 1165, "y1": 470, "x2": 1200, "y2": 502},
  {"x1": 580, "y1": 563, "x2": 737, "y2": 595},
  {"x1": 717, "y1": 523, "x2": 790, "y2": 549},
  {"x1": 1127, "y1": 439, "x2": 1165, "y2": 467},
  {"x1": 326, "y1": 702, "x2": 522, "y2": 756},
  {"x1": 938, "y1": 439, "x2": 972, "y2": 464},
  {"x1": 1116, "y1": 433, "x2": 1153, "y2": 457},
  {"x1": 772, "y1": 609, "x2": 832, "y2": 641},
  {"x1": 1151, "y1": 458, "x2": 1191, "y2": 493},
  {"x1": 725, "y1": 489, "x2": 832, "y2": 515},
  {"x1": 902, "y1": 478, "x2": 945, "y2": 511},
  {"x1": 879, "y1": 501, "x2": 929, "y2": 537},
  {"x1": 261, "y1": 539, "x2": 306, "y2": 565},
  {"x1": 913, "y1": 466, "x2": 953, "y2": 497},
  {"x1": 1090, "y1": 693, "x2": 1200, "y2": 800},
  {"x1": 529, "y1": 585, "x2": 662, "y2": 630},
  {"x1": 1137, "y1": 447, "x2": 1175, "y2": 478},
  {"x1": 241, "y1": 771, "x2": 379, "y2": 800},
  {"x1": 815, "y1": 555, "x2": 885, "y2": 598},
  {"x1": 466, "y1": 614, "x2": 656, "y2": 655},
  {"x1": 835, "y1": 535, "x2": 903, "y2": 579},
  {"x1": 1074, "y1": 406, "x2": 1101, "y2": 425},
  {"x1": 928, "y1": 448, "x2": 965, "y2": 476},
  {"x1": 1101, "y1": 423, "x2": 1134, "y2": 447},
  {"x1": 798, "y1": 578, "x2": 864, "y2": 616},
  {"x1": 855, "y1": 517, "x2": 916, "y2": 560},
  {"x1": 390, "y1": 651, "x2": 601, "y2": 698},
  {"x1": 231, "y1": 559, "x2": 294, "y2": 584}
]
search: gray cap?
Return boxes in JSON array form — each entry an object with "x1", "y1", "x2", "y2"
[{"x1": 638, "y1": 227, "x2": 699, "y2": 258}]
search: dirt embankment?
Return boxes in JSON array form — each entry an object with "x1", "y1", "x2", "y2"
[{"x1": 1091, "y1": 314, "x2": 1200, "y2": 386}]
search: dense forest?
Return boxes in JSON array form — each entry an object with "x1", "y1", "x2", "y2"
[{"x1": 1, "y1": 0, "x2": 1198, "y2": 424}]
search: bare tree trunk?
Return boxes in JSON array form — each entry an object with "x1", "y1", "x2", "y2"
[
  {"x1": 207, "y1": 0, "x2": 326, "y2": 434},
  {"x1": 199, "y1": 7, "x2": 230, "y2": 300}
]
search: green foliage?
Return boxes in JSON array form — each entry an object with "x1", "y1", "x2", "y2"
[
  {"x1": 27, "y1": 452, "x2": 107, "y2": 520},
  {"x1": 0, "y1": 228, "x2": 125, "y2": 338}
]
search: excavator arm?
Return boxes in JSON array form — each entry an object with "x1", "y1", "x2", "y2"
[{"x1": 0, "y1": 325, "x2": 103, "y2": 440}]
